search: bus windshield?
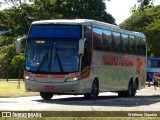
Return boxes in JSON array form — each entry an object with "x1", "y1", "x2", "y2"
[{"x1": 25, "y1": 25, "x2": 81, "y2": 73}]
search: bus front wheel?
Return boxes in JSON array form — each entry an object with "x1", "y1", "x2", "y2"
[
  {"x1": 84, "y1": 80, "x2": 99, "y2": 99},
  {"x1": 40, "y1": 92, "x2": 54, "y2": 100}
]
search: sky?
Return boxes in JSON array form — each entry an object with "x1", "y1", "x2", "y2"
[{"x1": 105, "y1": 0, "x2": 160, "y2": 25}]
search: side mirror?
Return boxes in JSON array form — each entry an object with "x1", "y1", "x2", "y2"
[
  {"x1": 16, "y1": 36, "x2": 27, "y2": 54},
  {"x1": 16, "y1": 38, "x2": 22, "y2": 54},
  {"x1": 79, "y1": 38, "x2": 86, "y2": 55}
]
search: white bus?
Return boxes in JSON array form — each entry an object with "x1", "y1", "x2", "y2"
[{"x1": 16, "y1": 19, "x2": 146, "y2": 100}]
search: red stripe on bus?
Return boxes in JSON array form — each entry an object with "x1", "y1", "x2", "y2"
[
  {"x1": 24, "y1": 71, "x2": 30, "y2": 76},
  {"x1": 70, "y1": 73, "x2": 78, "y2": 77},
  {"x1": 35, "y1": 74, "x2": 48, "y2": 78},
  {"x1": 51, "y1": 75, "x2": 65, "y2": 78}
]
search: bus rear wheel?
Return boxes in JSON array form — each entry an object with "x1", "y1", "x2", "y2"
[
  {"x1": 84, "y1": 80, "x2": 99, "y2": 99},
  {"x1": 128, "y1": 81, "x2": 135, "y2": 97},
  {"x1": 118, "y1": 81, "x2": 136, "y2": 97},
  {"x1": 40, "y1": 92, "x2": 54, "y2": 100}
]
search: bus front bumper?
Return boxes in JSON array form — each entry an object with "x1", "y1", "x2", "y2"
[{"x1": 25, "y1": 80, "x2": 82, "y2": 94}]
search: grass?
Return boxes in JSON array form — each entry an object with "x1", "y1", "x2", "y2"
[{"x1": 0, "y1": 80, "x2": 39, "y2": 98}]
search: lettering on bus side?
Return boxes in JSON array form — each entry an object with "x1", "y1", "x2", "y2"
[
  {"x1": 119, "y1": 55, "x2": 134, "y2": 67},
  {"x1": 103, "y1": 54, "x2": 118, "y2": 66},
  {"x1": 103, "y1": 53, "x2": 134, "y2": 67}
]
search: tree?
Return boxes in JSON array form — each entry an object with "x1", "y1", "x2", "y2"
[
  {"x1": 145, "y1": 19, "x2": 160, "y2": 57},
  {"x1": 120, "y1": 5, "x2": 160, "y2": 57},
  {"x1": 33, "y1": 0, "x2": 115, "y2": 24},
  {"x1": 131, "y1": 0, "x2": 154, "y2": 13},
  {"x1": 0, "y1": 44, "x2": 16, "y2": 81},
  {"x1": 11, "y1": 55, "x2": 25, "y2": 88}
]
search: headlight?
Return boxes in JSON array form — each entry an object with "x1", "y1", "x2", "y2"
[
  {"x1": 66, "y1": 77, "x2": 78, "y2": 82},
  {"x1": 24, "y1": 75, "x2": 34, "y2": 81}
]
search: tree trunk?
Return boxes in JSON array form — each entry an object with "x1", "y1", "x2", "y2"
[{"x1": 17, "y1": 68, "x2": 21, "y2": 89}]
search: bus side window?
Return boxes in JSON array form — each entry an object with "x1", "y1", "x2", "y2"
[
  {"x1": 93, "y1": 27, "x2": 103, "y2": 50},
  {"x1": 129, "y1": 35, "x2": 135, "y2": 54},
  {"x1": 84, "y1": 26, "x2": 92, "y2": 48},
  {"x1": 135, "y1": 37, "x2": 141, "y2": 55},
  {"x1": 141, "y1": 38, "x2": 146, "y2": 56},
  {"x1": 126, "y1": 35, "x2": 131, "y2": 54},
  {"x1": 120, "y1": 34, "x2": 128, "y2": 53},
  {"x1": 102, "y1": 30, "x2": 112, "y2": 51},
  {"x1": 111, "y1": 32, "x2": 120, "y2": 52}
]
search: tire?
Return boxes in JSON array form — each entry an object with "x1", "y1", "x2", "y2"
[
  {"x1": 40, "y1": 92, "x2": 54, "y2": 100},
  {"x1": 118, "y1": 81, "x2": 136, "y2": 97},
  {"x1": 132, "y1": 82, "x2": 138, "y2": 96},
  {"x1": 127, "y1": 81, "x2": 134, "y2": 97},
  {"x1": 84, "y1": 80, "x2": 99, "y2": 99}
]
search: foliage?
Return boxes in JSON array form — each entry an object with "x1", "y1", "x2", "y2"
[
  {"x1": 145, "y1": 19, "x2": 160, "y2": 57},
  {"x1": 11, "y1": 54, "x2": 25, "y2": 88},
  {"x1": 11, "y1": 55, "x2": 24, "y2": 68},
  {"x1": 0, "y1": 4, "x2": 35, "y2": 36},
  {"x1": 33, "y1": 0, "x2": 115, "y2": 24},
  {"x1": 131, "y1": 0, "x2": 154, "y2": 13},
  {"x1": 119, "y1": 5, "x2": 160, "y2": 57},
  {"x1": 0, "y1": 44, "x2": 16, "y2": 78}
]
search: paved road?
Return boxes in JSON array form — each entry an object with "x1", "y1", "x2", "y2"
[{"x1": 0, "y1": 85, "x2": 160, "y2": 111}]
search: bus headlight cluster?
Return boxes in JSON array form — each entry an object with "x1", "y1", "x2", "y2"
[
  {"x1": 66, "y1": 77, "x2": 78, "y2": 82},
  {"x1": 25, "y1": 75, "x2": 34, "y2": 81}
]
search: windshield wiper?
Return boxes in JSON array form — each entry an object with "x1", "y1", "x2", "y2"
[{"x1": 55, "y1": 48, "x2": 64, "y2": 72}]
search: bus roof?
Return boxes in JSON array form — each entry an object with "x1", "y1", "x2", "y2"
[{"x1": 32, "y1": 19, "x2": 146, "y2": 39}]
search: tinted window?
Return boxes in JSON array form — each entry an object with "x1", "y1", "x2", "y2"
[
  {"x1": 141, "y1": 38, "x2": 146, "y2": 55},
  {"x1": 120, "y1": 34, "x2": 128, "y2": 53},
  {"x1": 93, "y1": 28, "x2": 103, "y2": 49},
  {"x1": 111, "y1": 32, "x2": 120, "y2": 52},
  {"x1": 148, "y1": 60, "x2": 160, "y2": 68},
  {"x1": 102, "y1": 30, "x2": 112, "y2": 51},
  {"x1": 84, "y1": 26, "x2": 92, "y2": 48},
  {"x1": 129, "y1": 35, "x2": 135, "y2": 54},
  {"x1": 135, "y1": 37, "x2": 141, "y2": 55},
  {"x1": 29, "y1": 25, "x2": 81, "y2": 39}
]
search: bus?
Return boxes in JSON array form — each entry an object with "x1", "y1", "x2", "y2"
[
  {"x1": 147, "y1": 58, "x2": 160, "y2": 82},
  {"x1": 16, "y1": 19, "x2": 146, "y2": 100}
]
